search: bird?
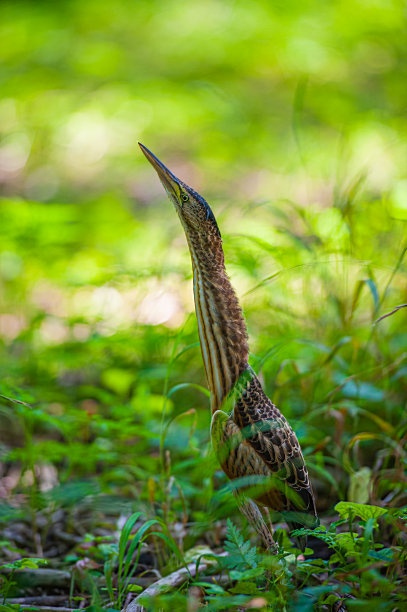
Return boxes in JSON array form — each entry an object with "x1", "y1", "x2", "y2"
[{"x1": 139, "y1": 143, "x2": 318, "y2": 551}]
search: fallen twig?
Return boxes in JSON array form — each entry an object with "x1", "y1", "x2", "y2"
[
  {"x1": 123, "y1": 552, "x2": 228, "y2": 612},
  {"x1": 7, "y1": 596, "x2": 69, "y2": 605},
  {"x1": 1, "y1": 568, "x2": 71, "y2": 589},
  {"x1": 17, "y1": 608, "x2": 74, "y2": 612}
]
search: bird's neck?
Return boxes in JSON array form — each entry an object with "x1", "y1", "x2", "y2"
[{"x1": 186, "y1": 231, "x2": 249, "y2": 413}]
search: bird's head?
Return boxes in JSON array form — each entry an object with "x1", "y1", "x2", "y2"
[{"x1": 139, "y1": 143, "x2": 220, "y2": 240}]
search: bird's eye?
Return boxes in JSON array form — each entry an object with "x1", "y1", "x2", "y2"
[{"x1": 181, "y1": 193, "x2": 189, "y2": 202}]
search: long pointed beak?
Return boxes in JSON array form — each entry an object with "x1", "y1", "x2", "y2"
[{"x1": 139, "y1": 143, "x2": 180, "y2": 199}]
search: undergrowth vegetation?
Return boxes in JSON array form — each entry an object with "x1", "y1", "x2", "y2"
[
  {"x1": 1, "y1": 181, "x2": 406, "y2": 610},
  {"x1": 1, "y1": 0, "x2": 407, "y2": 610}
]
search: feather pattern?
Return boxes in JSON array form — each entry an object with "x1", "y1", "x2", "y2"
[{"x1": 230, "y1": 370, "x2": 318, "y2": 527}]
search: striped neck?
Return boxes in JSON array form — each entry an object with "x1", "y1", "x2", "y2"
[{"x1": 186, "y1": 230, "x2": 249, "y2": 413}]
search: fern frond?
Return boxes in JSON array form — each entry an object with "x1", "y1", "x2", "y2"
[{"x1": 224, "y1": 519, "x2": 257, "y2": 570}]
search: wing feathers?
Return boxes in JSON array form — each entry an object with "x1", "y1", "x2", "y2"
[{"x1": 229, "y1": 371, "x2": 318, "y2": 522}]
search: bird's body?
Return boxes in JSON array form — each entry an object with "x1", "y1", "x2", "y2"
[{"x1": 140, "y1": 143, "x2": 318, "y2": 550}]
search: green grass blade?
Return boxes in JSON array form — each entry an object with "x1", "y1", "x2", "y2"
[
  {"x1": 118, "y1": 512, "x2": 142, "y2": 587},
  {"x1": 123, "y1": 519, "x2": 160, "y2": 579}
]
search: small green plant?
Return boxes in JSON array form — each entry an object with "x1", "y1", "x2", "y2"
[
  {"x1": 223, "y1": 518, "x2": 258, "y2": 571},
  {"x1": 0, "y1": 558, "x2": 47, "y2": 603},
  {"x1": 191, "y1": 519, "x2": 292, "y2": 611},
  {"x1": 291, "y1": 501, "x2": 407, "y2": 608},
  {"x1": 102, "y1": 512, "x2": 187, "y2": 608}
]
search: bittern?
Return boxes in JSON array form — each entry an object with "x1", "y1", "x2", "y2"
[{"x1": 140, "y1": 143, "x2": 318, "y2": 551}]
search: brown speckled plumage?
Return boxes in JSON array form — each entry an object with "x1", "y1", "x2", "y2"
[
  {"x1": 215, "y1": 372, "x2": 317, "y2": 531},
  {"x1": 140, "y1": 143, "x2": 318, "y2": 550}
]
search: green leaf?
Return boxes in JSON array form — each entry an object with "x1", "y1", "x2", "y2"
[
  {"x1": 230, "y1": 567, "x2": 264, "y2": 580},
  {"x1": 224, "y1": 519, "x2": 258, "y2": 570},
  {"x1": 193, "y1": 581, "x2": 226, "y2": 595},
  {"x1": 118, "y1": 512, "x2": 142, "y2": 585},
  {"x1": 368, "y1": 548, "x2": 394, "y2": 562},
  {"x1": 335, "y1": 532, "x2": 359, "y2": 554},
  {"x1": 230, "y1": 581, "x2": 259, "y2": 595},
  {"x1": 361, "y1": 517, "x2": 375, "y2": 565},
  {"x1": 291, "y1": 526, "x2": 336, "y2": 548},
  {"x1": 335, "y1": 502, "x2": 387, "y2": 522},
  {"x1": 348, "y1": 467, "x2": 371, "y2": 504},
  {"x1": 123, "y1": 519, "x2": 160, "y2": 579},
  {"x1": 103, "y1": 559, "x2": 114, "y2": 602},
  {"x1": 1, "y1": 557, "x2": 47, "y2": 570}
]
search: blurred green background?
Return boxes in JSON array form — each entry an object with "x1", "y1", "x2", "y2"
[{"x1": 0, "y1": 0, "x2": 406, "y2": 547}]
